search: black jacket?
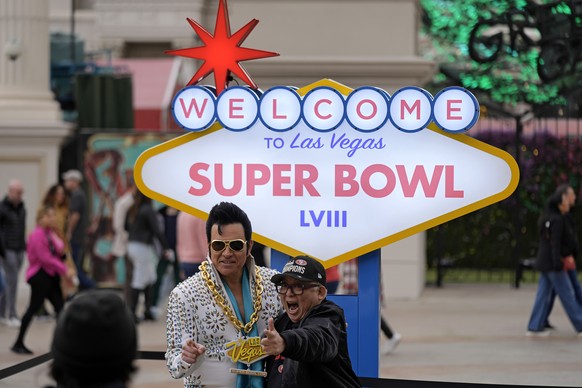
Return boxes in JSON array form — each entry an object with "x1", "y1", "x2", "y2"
[
  {"x1": 265, "y1": 299, "x2": 361, "y2": 388},
  {"x1": 125, "y1": 203, "x2": 168, "y2": 249},
  {"x1": 0, "y1": 196, "x2": 26, "y2": 256},
  {"x1": 535, "y1": 212, "x2": 579, "y2": 272}
]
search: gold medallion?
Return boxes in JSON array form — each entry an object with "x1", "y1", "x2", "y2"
[
  {"x1": 226, "y1": 336, "x2": 268, "y2": 376},
  {"x1": 225, "y1": 336, "x2": 268, "y2": 365}
]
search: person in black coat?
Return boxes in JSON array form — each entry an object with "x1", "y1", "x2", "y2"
[
  {"x1": 538, "y1": 184, "x2": 582, "y2": 329},
  {"x1": 151, "y1": 205, "x2": 181, "y2": 313},
  {"x1": 261, "y1": 255, "x2": 361, "y2": 388},
  {"x1": 527, "y1": 188, "x2": 582, "y2": 335},
  {"x1": 0, "y1": 179, "x2": 26, "y2": 328}
]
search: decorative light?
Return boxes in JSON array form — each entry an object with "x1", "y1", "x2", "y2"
[{"x1": 165, "y1": 0, "x2": 278, "y2": 95}]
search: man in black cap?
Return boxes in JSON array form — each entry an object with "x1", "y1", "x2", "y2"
[{"x1": 261, "y1": 255, "x2": 361, "y2": 388}]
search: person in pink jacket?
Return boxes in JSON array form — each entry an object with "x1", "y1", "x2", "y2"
[
  {"x1": 11, "y1": 206, "x2": 70, "y2": 354},
  {"x1": 176, "y1": 211, "x2": 208, "y2": 278}
]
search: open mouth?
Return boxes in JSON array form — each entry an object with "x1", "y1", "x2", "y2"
[{"x1": 287, "y1": 302, "x2": 299, "y2": 314}]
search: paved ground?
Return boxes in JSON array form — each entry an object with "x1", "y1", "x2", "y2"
[
  {"x1": 0, "y1": 282, "x2": 581, "y2": 387},
  {"x1": 379, "y1": 284, "x2": 581, "y2": 387}
]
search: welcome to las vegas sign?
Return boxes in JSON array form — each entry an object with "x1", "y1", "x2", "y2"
[{"x1": 134, "y1": 78, "x2": 519, "y2": 268}]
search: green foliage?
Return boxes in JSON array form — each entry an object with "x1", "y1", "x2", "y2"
[
  {"x1": 421, "y1": 0, "x2": 523, "y2": 51},
  {"x1": 420, "y1": 0, "x2": 567, "y2": 106},
  {"x1": 427, "y1": 129, "x2": 582, "y2": 269}
]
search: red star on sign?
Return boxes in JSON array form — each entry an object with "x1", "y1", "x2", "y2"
[{"x1": 165, "y1": 0, "x2": 279, "y2": 95}]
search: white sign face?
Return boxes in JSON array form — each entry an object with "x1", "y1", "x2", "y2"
[{"x1": 136, "y1": 79, "x2": 518, "y2": 267}]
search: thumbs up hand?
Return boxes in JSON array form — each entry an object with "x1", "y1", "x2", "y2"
[{"x1": 261, "y1": 317, "x2": 285, "y2": 355}]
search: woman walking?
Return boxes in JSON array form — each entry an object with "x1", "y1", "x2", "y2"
[
  {"x1": 42, "y1": 184, "x2": 78, "y2": 299},
  {"x1": 11, "y1": 206, "x2": 71, "y2": 354},
  {"x1": 125, "y1": 191, "x2": 170, "y2": 322}
]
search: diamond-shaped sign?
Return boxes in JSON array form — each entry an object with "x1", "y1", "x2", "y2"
[{"x1": 134, "y1": 79, "x2": 519, "y2": 268}]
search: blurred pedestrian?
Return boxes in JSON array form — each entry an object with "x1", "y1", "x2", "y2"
[
  {"x1": 0, "y1": 179, "x2": 26, "y2": 328},
  {"x1": 11, "y1": 206, "x2": 72, "y2": 354},
  {"x1": 340, "y1": 257, "x2": 402, "y2": 354},
  {"x1": 340, "y1": 258, "x2": 358, "y2": 294},
  {"x1": 151, "y1": 205, "x2": 181, "y2": 314},
  {"x1": 251, "y1": 241, "x2": 267, "y2": 267},
  {"x1": 112, "y1": 180, "x2": 136, "y2": 302},
  {"x1": 380, "y1": 316, "x2": 402, "y2": 354},
  {"x1": 125, "y1": 190, "x2": 171, "y2": 322},
  {"x1": 175, "y1": 211, "x2": 207, "y2": 279},
  {"x1": 527, "y1": 188, "x2": 582, "y2": 335},
  {"x1": 0, "y1": 269, "x2": 5, "y2": 304},
  {"x1": 539, "y1": 184, "x2": 582, "y2": 330},
  {"x1": 326, "y1": 264, "x2": 340, "y2": 294},
  {"x1": 46, "y1": 289, "x2": 137, "y2": 387},
  {"x1": 42, "y1": 183, "x2": 78, "y2": 300},
  {"x1": 63, "y1": 169, "x2": 95, "y2": 290}
]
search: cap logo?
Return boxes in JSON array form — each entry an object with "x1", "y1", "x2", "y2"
[
  {"x1": 283, "y1": 262, "x2": 306, "y2": 274},
  {"x1": 295, "y1": 259, "x2": 307, "y2": 266}
]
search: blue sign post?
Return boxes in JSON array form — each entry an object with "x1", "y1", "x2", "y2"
[{"x1": 271, "y1": 249, "x2": 380, "y2": 377}]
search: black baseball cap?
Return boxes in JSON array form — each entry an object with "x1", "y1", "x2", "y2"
[{"x1": 271, "y1": 255, "x2": 326, "y2": 287}]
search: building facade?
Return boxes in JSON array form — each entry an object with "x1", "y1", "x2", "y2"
[{"x1": 1, "y1": 0, "x2": 434, "y2": 298}]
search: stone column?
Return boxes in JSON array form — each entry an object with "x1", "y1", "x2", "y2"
[
  {"x1": 0, "y1": 0, "x2": 63, "y2": 121},
  {"x1": 0, "y1": 0, "x2": 71, "y2": 232}
]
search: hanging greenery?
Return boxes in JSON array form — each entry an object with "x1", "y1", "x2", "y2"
[{"x1": 419, "y1": 0, "x2": 579, "y2": 107}]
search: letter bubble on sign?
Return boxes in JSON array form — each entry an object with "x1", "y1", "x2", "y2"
[
  {"x1": 172, "y1": 86, "x2": 217, "y2": 132},
  {"x1": 302, "y1": 86, "x2": 345, "y2": 132},
  {"x1": 345, "y1": 87, "x2": 390, "y2": 132},
  {"x1": 259, "y1": 86, "x2": 303, "y2": 131},
  {"x1": 432, "y1": 86, "x2": 480, "y2": 133},
  {"x1": 389, "y1": 87, "x2": 433, "y2": 133},
  {"x1": 135, "y1": 79, "x2": 519, "y2": 268},
  {"x1": 216, "y1": 86, "x2": 260, "y2": 131}
]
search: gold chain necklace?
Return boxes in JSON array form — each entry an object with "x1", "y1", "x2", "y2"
[{"x1": 200, "y1": 261, "x2": 264, "y2": 336}]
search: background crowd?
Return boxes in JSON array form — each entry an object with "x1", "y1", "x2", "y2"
[{"x1": 0, "y1": 172, "x2": 400, "y2": 334}]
